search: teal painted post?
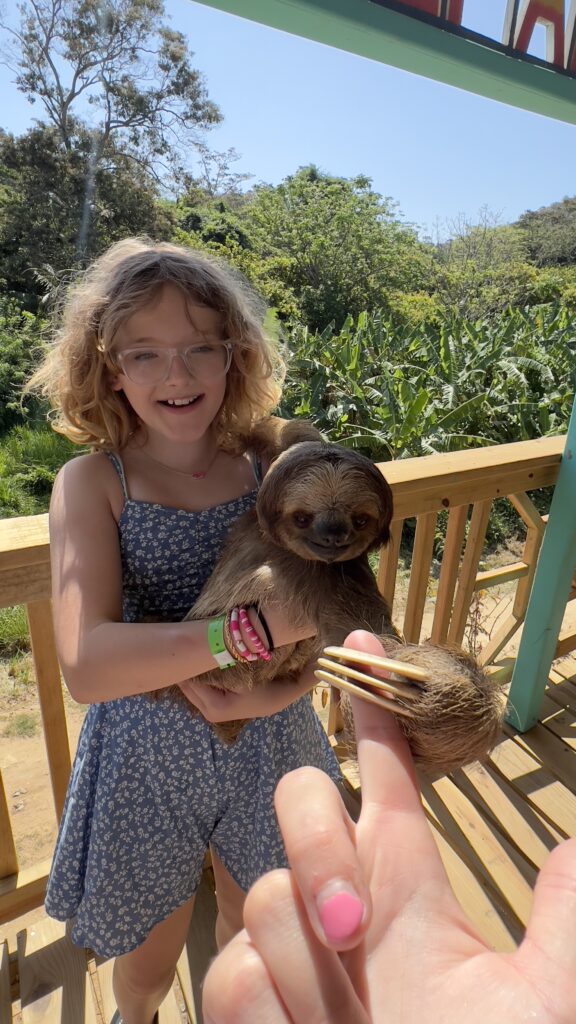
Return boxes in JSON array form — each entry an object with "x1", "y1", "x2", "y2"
[{"x1": 506, "y1": 394, "x2": 576, "y2": 732}]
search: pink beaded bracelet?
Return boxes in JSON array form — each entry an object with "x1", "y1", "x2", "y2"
[
  {"x1": 239, "y1": 606, "x2": 271, "y2": 662},
  {"x1": 229, "y1": 607, "x2": 258, "y2": 662}
]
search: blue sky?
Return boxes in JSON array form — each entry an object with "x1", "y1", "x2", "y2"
[{"x1": 1, "y1": 0, "x2": 575, "y2": 239}]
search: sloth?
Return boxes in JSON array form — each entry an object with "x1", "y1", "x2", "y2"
[{"x1": 175, "y1": 419, "x2": 505, "y2": 775}]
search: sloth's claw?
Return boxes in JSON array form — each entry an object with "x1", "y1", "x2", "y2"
[
  {"x1": 315, "y1": 646, "x2": 426, "y2": 718},
  {"x1": 321, "y1": 645, "x2": 428, "y2": 682}
]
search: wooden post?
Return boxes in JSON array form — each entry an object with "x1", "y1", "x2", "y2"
[
  {"x1": 26, "y1": 600, "x2": 72, "y2": 818},
  {"x1": 507, "y1": 395, "x2": 576, "y2": 731}
]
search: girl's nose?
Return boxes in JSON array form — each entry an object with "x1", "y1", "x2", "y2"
[{"x1": 166, "y1": 351, "x2": 193, "y2": 382}]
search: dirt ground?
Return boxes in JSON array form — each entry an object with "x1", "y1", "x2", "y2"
[{"x1": 0, "y1": 670, "x2": 86, "y2": 870}]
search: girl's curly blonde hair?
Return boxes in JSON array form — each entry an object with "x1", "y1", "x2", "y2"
[{"x1": 29, "y1": 238, "x2": 285, "y2": 452}]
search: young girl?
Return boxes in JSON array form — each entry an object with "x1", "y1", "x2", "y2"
[{"x1": 31, "y1": 238, "x2": 342, "y2": 1024}]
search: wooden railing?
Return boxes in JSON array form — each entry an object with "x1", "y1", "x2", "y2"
[{"x1": 1, "y1": 434, "x2": 574, "y2": 928}]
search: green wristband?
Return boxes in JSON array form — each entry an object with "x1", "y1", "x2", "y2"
[{"x1": 207, "y1": 616, "x2": 236, "y2": 670}]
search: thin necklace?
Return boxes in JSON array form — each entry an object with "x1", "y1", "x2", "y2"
[{"x1": 137, "y1": 445, "x2": 220, "y2": 480}]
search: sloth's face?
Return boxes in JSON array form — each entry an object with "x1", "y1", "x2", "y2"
[{"x1": 257, "y1": 443, "x2": 393, "y2": 563}]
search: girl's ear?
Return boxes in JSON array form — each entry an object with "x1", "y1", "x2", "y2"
[{"x1": 108, "y1": 373, "x2": 123, "y2": 392}]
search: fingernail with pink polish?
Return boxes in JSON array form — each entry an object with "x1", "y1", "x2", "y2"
[{"x1": 317, "y1": 885, "x2": 364, "y2": 943}]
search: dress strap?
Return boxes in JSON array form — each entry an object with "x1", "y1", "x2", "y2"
[
  {"x1": 106, "y1": 451, "x2": 130, "y2": 500},
  {"x1": 249, "y1": 451, "x2": 264, "y2": 487}
]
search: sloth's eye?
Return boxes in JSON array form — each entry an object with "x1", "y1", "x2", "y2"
[
  {"x1": 293, "y1": 511, "x2": 313, "y2": 528},
  {"x1": 353, "y1": 516, "x2": 369, "y2": 530}
]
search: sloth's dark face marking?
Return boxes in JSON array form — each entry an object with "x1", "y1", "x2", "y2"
[
  {"x1": 256, "y1": 442, "x2": 394, "y2": 563},
  {"x1": 289, "y1": 504, "x2": 375, "y2": 562}
]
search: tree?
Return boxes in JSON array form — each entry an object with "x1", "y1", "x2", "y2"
[
  {"x1": 0, "y1": 124, "x2": 175, "y2": 307},
  {"x1": 430, "y1": 210, "x2": 559, "y2": 317},
  {"x1": 1, "y1": 0, "x2": 221, "y2": 254},
  {"x1": 224, "y1": 166, "x2": 433, "y2": 331},
  {"x1": 515, "y1": 196, "x2": 576, "y2": 266}
]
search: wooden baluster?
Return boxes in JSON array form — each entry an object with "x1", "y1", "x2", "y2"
[
  {"x1": 448, "y1": 499, "x2": 492, "y2": 646},
  {"x1": 0, "y1": 773, "x2": 18, "y2": 880},
  {"x1": 403, "y1": 512, "x2": 437, "y2": 644},
  {"x1": 377, "y1": 518, "x2": 403, "y2": 608},
  {"x1": 26, "y1": 600, "x2": 71, "y2": 820},
  {"x1": 431, "y1": 504, "x2": 469, "y2": 644},
  {"x1": 479, "y1": 493, "x2": 544, "y2": 666}
]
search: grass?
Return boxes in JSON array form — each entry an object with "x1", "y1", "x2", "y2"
[
  {"x1": 0, "y1": 605, "x2": 30, "y2": 657},
  {"x1": 3, "y1": 711, "x2": 38, "y2": 738}
]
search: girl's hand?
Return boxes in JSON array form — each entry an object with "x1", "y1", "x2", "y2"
[
  {"x1": 202, "y1": 630, "x2": 576, "y2": 1024},
  {"x1": 257, "y1": 602, "x2": 317, "y2": 650},
  {"x1": 178, "y1": 659, "x2": 317, "y2": 723}
]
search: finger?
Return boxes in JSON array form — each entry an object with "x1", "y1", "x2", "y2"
[
  {"x1": 343, "y1": 630, "x2": 420, "y2": 806},
  {"x1": 522, "y1": 837, "x2": 576, "y2": 974},
  {"x1": 343, "y1": 631, "x2": 449, "y2": 895},
  {"x1": 274, "y1": 766, "x2": 371, "y2": 949},
  {"x1": 202, "y1": 927, "x2": 291, "y2": 1024},
  {"x1": 243, "y1": 869, "x2": 370, "y2": 1024}
]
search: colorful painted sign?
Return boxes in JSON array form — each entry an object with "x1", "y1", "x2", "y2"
[{"x1": 372, "y1": 0, "x2": 576, "y2": 76}]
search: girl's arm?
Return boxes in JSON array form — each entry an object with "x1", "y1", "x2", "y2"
[{"x1": 49, "y1": 454, "x2": 314, "y2": 705}]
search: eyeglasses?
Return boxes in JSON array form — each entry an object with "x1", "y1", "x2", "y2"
[{"x1": 114, "y1": 342, "x2": 233, "y2": 385}]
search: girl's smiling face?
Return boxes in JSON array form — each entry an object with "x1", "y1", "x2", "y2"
[{"x1": 111, "y1": 284, "x2": 230, "y2": 451}]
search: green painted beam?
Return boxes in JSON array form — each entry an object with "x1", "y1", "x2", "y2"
[
  {"x1": 506, "y1": 394, "x2": 576, "y2": 732},
  {"x1": 192, "y1": 0, "x2": 576, "y2": 125}
]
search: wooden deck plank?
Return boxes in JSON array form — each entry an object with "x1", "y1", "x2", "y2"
[
  {"x1": 510, "y1": 723, "x2": 576, "y2": 794},
  {"x1": 452, "y1": 761, "x2": 564, "y2": 870},
  {"x1": 422, "y1": 776, "x2": 536, "y2": 927},
  {"x1": 0, "y1": 941, "x2": 11, "y2": 1024},
  {"x1": 17, "y1": 918, "x2": 97, "y2": 1023},
  {"x1": 539, "y1": 694, "x2": 576, "y2": 749},
  {"x1": 488, "y1": 735, "x2": 576, "y2": 837},
  {"x1": 545, "y1": 674, "x2": 576, "y2": 714}
]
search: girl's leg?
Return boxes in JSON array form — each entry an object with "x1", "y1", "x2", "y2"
[
  {"x1": 210, "y1": 846, "x2": 246, "y2": 950},
  {"x1": 112, "y1": 895, "x2": 196, "y2": 1024}
]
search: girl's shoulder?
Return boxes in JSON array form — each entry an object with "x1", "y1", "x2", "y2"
[
  {"x1": 52, "y1": 451, "x2": 125, "y2": 520},
  {"x1": 55, "y1": 450, "x2": 117, "y2": 487}
]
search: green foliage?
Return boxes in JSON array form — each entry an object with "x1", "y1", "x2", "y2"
[
  {"x1": 280, "y1": 306, "x2": 576, "y2": 460},
  {"x1": 0, "y1": 126, "x2": 175, "y2": 306},
  {"x1": 516, "y1": 196, "x2": 576, "y2": 266},
  {"x1": 0, "y1": 606, "x2": 30, "y2": 657},
  {"x1": 225, "y1": 166, "x2": 433, "y2": 331},
  {"x1": 0, "y1": 425, "x2": 78, "y2": 516},
  {"x1": 430, "y1": 213, "x2": 575, "y2": 318},
  {"x1": 0, "y1": 299, "x2": 47, "y2": 430}
]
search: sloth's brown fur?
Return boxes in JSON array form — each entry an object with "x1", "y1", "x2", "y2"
[{"x1": 176, "y1": 419, "x2": 505, "y2": 774}]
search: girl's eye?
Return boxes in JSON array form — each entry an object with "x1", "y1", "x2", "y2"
[
  {"x1": 293, "y1": 512, "x2": 313, "y2": 528},
  {"x1": 353, "y1": 516, "x2": 369, "y2": 530},
  {"x1": 187, "y1": 344, "x2": 214, "y2": 356},
  {"x1": 133, "y1": 350, "x2": 159, "y2": 362}
]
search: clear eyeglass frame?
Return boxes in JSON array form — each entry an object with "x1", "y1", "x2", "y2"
[{"x1": 113, "y1": 341, "x2": 234, "y2": 385}]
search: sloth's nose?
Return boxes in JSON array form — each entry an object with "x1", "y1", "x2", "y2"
[{"x1": 314, "y1": 521, "x2": 351, "y2": 547}]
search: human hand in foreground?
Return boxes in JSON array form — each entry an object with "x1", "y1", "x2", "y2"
[{"x1": 202, "y1": 630, "x2": 576, "y2": 1023}]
